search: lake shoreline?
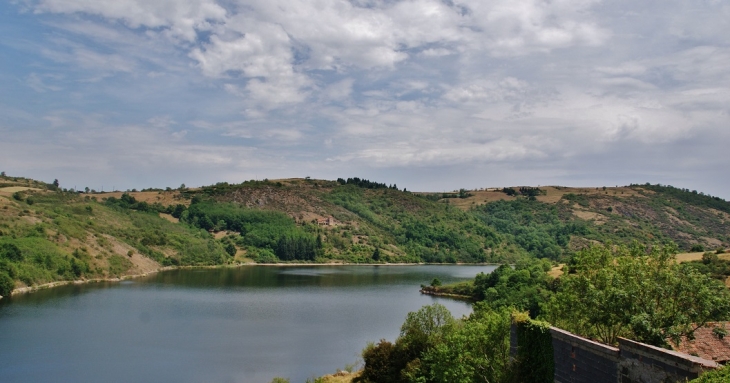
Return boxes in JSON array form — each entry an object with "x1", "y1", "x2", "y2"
[{"x1": 5, "y1": 262, "x2": 500, "y2": 298}]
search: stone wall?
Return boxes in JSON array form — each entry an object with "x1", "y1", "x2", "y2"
[
  {"x1": 512, "y1": 324, "x2": 720, "y2": 383},
  {"x1": 551, "y1": 327, "x2": 620, "y2": 383}
]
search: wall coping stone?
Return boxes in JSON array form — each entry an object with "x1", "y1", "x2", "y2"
[
  {"x1": 617, "y1": 337, "x2": 719, "y2": 371},
  {"x1": 550, "y1": 326, "x2": 620, "y2": 359}
]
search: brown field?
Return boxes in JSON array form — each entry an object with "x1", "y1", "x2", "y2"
[
  {"x1": 320, "y1": 371, "x2": 361, "y2": 383},
  {"x1": 440, "y1": 186, "x2": 644, "y2": 211},
  {"x1": 95, "y1": 190, "x2": 187, "y2": 207},
  {"x1": 675, "y1": 252, "x2": 730, "y2": 263},
  {"x1": 548, "y1": 264, "x2": 565, "y2": 278},
  {"x1": 0, "y1": 186, "x2": 43, "y2": 194}
]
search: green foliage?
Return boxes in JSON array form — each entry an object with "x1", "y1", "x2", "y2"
[
  {"x1": 0, "y1": 271, "x2": 14, "y2": 297},
  {"x1": 545, "y1": 243, "x2": 730, "y2": 346},
  {"x1": 357, "y1": 304, "x2": 456, "y2": 383},
  {"x1": 561, "y1": 193, "x2": 589, "y2": 207},
  {"x1": 430, "y1": 278, "x2": 441, "y2": 287},
  {"x1": 358, "y1": 304, "x2": 513, "y2": 383},
  {"x1": 105, "y1": 193, "x2": 164, "y2": 213},
  {"x1": 184, "y1": 201, "x2": 318, "y2": 262},
  {"x1": 275, "y1": 232, "x2": 321, "y2": 261},
  {"x1": 419, "y1": 308, "x2": 512, "y2": 383},
  {"x1": 472, "y1": 258, "x2": 554, "y2": 317},
  {"x1": 358, "y1": 340, "x2": 405, "y2": 383},
  {"x1": 689, "y1": 367, "x2": 730, "y2": 383},
  {"x1": 108, "y1": 255, "x2": 132, "y2": 277},
  {"x1": 0, "y1": 243, "x2": 23, "y2": 261},
  {"x1": 636, "y1": 183, "x2": 730, "y2": 214},
  {"x1": 269, "y1": 378, "x2": 290, "y2": 383},
  {"x1": 325, "y1": 185, "x2": 500, "y2": 263},
  {"x1": 512, "y1": 314, "x2": 554, "y2": 383},
  {"x1": 337, "y1": 177, "x2": 393, "y2": 189},
  {"x1": 473, "y1": 199, "x2": 588, "y2": 260},
  {"x1": 682, "y1": 256, "x2": 730, "y2": 283}
]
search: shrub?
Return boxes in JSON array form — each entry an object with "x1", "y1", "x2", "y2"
[
  {"x1": 0, "y1": 272, "x2": 14, "y2": 297},
  {"x1": 0, "y1": 243, "x2": 23, "y2": 261},
  {"x1": 689, "y1": 367, "x2": 730, "y2": 382}
]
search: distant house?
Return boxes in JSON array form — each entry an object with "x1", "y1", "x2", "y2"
[
  {"x1": 669, "y1": 322, "x2": 730, "y2": 364},
  {"x1": 317, "y1": 217, "x2": 335, "y2": 226}
]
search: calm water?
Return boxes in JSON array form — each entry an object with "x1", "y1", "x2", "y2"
[{"x1": 0, "y1": 265, "x2": 496, "y2": 383}]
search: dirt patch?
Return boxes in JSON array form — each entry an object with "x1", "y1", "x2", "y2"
[
  {"x1": 96, "y1": 191, "x2": 187, "y2": 207},
  {"x1": 100, "y1": 234, "x2": 162, "y2": 274},
  {"x1": 573, "y1": 210, "x2": 607, "y2": 224},
  {"x1": 0, "y1": 186, "x2": 43, "y2": 194},
  {"x1": 701, "y1": 237, "x2": 723, "y2": 248},
  {"x1": 159, "y1": 213, "x2": 179, "y2": 223},
  {"x1": 676, "y1": 252, "x2": 706, "y2": 263},
  {"x1": 320, "y1": 371, "x2": 361, "y2": 383},
  {"x1": 439, "y1": 186, "x2": 645, "y2": 211},
  {"x1": 676, "y1": 252, "x2": 730, "y2": 263},
  {"x1": 548, "y1": 264, "x2": 565, "y2": 278}
]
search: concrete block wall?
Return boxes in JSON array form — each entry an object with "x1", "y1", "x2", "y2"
[
  {"x1": 511, "y1": 324, "x2": 720, "y2": 383},
  {"x1": 551, "y1": 327, "x2": 620, "y2": 383},
  {"x1": 617, "y1": 338, "x2": 719, "y2": 383}
]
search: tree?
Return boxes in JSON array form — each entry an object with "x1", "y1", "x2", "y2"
[
  {"x1": 420, "y1": 307, "x2": 511, "y2": 383},
  {"x1": 545, "y1": 243, "x2": 730, "y2": 346},
  {"x1": 53, "y1": 179, "x2": 59, "y2": 188},
  {"x1": 357, "y1": 304, "x2": 457, "y2": 383},
  {"x1": 0, "y1": 272, "x2": 14, "y2": 297},
  {"x1": 224, "y1": 242, "x2": 237, "y2": 257},
  {"x1": 372, "y1": 247, "x2": 381, "y2": 261},
  {"x1": 689, "y1": 366, "x2": 730, "y2": 382},
  {"x1": 0, "y1": 243, "x2": 23, "y2": 262}
]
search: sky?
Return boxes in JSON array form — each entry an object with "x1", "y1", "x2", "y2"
[{"x1": 0, "y1": 0, "x2": 729, "y2": 198}]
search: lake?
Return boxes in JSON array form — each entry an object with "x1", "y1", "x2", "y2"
[{"x1": 0, "y1": 265, "x2": 496, "y2": 383}]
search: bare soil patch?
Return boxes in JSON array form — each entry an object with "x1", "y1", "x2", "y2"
[
  {"x1": 441, "y1": 186, "x2": 645, "y2": 211},
  {"x1": 96, "y1": 191, "x2": 187, "y2": 207},
  {"x1": 159, "y1": 213, "x2": 179, "y2": 223},
  {"x1": 0, "y1": 186, "x2": 43, "y2": 194},
  {"x1": 320, "y1": 371, "x2": 361, "y2": 383},
  {"x1": 676, "y1": 252, "x2": 730, "y2": 263},
  {"x1": 572, "y1": 210, "x2": 607, "y2": 224},
  {"x1": 548, "y1": 264, "x2": 565, "y2": 278}
]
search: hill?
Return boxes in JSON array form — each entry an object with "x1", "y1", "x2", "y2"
[{"x1": 0, "y1": 173, "x2": 728, "y2": 296}]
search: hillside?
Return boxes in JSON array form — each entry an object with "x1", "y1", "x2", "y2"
[{"x1": 1, "y1": 173, "x2": 728, "y2": 296}]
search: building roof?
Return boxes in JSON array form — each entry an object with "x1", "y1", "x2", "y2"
[{"x1": 669, "y1": 322, "x2": 730, "y2": 364}]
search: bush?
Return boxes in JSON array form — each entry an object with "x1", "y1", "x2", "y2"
[
  {"x1": 689, "y1": 366, "x2": 730, "y2": 382},
  {"x1": 0, "y1": 272, "x2": 14, "y2": 297},
  {"x1": 691, "y1": 244, "x2": 706, "y2": 252},
  {"x1": 0, "y1": 243, "x2": 23, "y2": 261}
]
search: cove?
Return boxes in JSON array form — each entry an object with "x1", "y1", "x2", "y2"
[{"x1": 0, "y1": 265, "x2": 496, "y2": 383}]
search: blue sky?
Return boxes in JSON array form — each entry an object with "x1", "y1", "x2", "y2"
[{"x1": 1, "y1": 0, "x2": 729, "y2": 198}]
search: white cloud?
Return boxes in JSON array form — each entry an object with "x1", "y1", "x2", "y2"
[
  {"x1": 34, "y1": 0, "x2": 227, "y2": 42},
  {"x1": 4, "y1": 0, "x2": 730, "y2": 197}
]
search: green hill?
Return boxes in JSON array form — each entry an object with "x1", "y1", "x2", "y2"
[{"x1": 1, "y1": 173, "x2": 728, "y2": 296}]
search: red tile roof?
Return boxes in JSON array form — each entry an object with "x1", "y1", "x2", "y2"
[{"x1": 669, "y1": 322, "x2": 730, "y2": 363}]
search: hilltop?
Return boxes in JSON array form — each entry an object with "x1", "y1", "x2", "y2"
[{"x1": 0, "y1": 173, "x2": 728, "y2": 296}]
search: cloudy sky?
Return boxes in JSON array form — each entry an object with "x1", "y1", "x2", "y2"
[{"x1": 1, "y1": 0, "x2": 729, "y2": 197}]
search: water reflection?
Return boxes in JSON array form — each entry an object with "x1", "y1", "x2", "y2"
[{"x1": 0, "y1": 265, "x2": 496, "y2": 383}]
